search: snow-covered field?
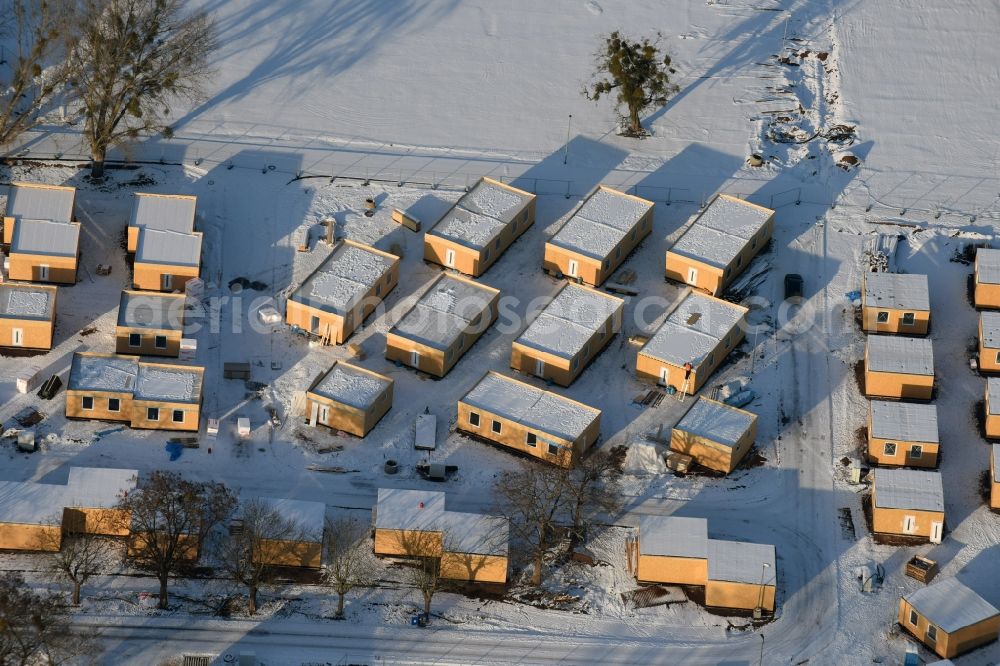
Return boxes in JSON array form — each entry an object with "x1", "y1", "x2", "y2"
[{"x1": 3, "y1": 0, "x2": 1000, "y2": 664}]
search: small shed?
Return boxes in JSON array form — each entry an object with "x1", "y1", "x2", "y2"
[
  {"x1": 986, "y1": 377, "x2": 1000, "y2": 439},
  {"x1": 862, "y1": 272, "x2": 930, "y2": 335},
  {"x1": 634, "y1": 515, "x2": 708, "y2": 586},
  {"x1": 671, "y1": 397, "x2": 758, "y2": 474},
  {"x1": 7, "y1": 218, "x2": 81, "y2": 284},
  {"x1": 133, "y1": 228, "x2": 203, "y2": 292},
  {"x1": 978, "y1": 311, "x2": 1000, "y2": 373},
  {"x1": 990, "y1": 444, "x2": 1000, "y2": 511},
  {"x1": 543, "y1": 185, "x2": 654, "y2": 286},
  {"x1": 872, "y1": 468, "x2": 945, "y2": 542},
  {"x1": 385, "y1": 272, "x2": 500, "y2": 377},
  {"x1": 974, "y1": 248, "x2": 1000, "y2": 309},
  {"x1": 665, "y1": 194, "x2": 775, "y2": 296},
  {"x1": 254, "y1": 497, "x2": 326, "y2": 568},
  {"x1": 867, "y1": 400, "x2": 940, "y2": 467},
  {"x1": 864, "y1": 335, "x2": 934, "y2": 400},
  {"x1": 116, "y1": 290, "x2": 186, "y2": 357},
  {"x1": 636, "y1": 290, "x2": 748, "y2": 395},
  {"x1": 303, "y1": 360, "x2": 393, "y2": 437},
  {"x1": 706, "y1": 539, "x2": 776, "y2": 612},
  {"x1": 286, "y1": 239, "x2": 399, "y2": 345},
  {"x1": 899, "y1": 577, "x2": 1000, "y2": 659},
  {"x1": 127, "y1": 193, "x2": 197, "y2": 253},
  {"x1": 511, "y1": 282, "x2": 624, "y2": 387},
  {"x1": 457, "y1": 371, "x2": 601, "y2": 468},
  {"x1": 424, "y1": 177, "x2": 536, "y2": 277},
  {"x1": 0, "y1": 282, "x2": 57, "y2": 350}
]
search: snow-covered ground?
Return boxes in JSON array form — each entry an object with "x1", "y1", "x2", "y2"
[{"x1": 3, "y1": 0, "x2": 1000, "y2": 664}]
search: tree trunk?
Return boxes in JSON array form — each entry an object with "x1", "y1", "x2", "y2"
[
  {"x1": 72, "y1": 581, "x2": 82, "y2": 606},
  {"x1": 423, "y1": 591, "x2": 432, "y2": 615},
  {"x1": 336, "y1": 591, "x2": 345, "y2": 617},
  {"x1": 90, "y1": 145, "x2": 107, "y2": 179},
  {"x1": 249, "y1": 585, "x2": 257, "y2": 615},
  {"x1": 532, "y1": 550, "x2": 543, "y2": 586},
  {"x1": 157, "y1": 575, "x2": 169, "y2": 609},
  {"x1": 628, "y1": 105, "x2": 642, "y2": 135}
]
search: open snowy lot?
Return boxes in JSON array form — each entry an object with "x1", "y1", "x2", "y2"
[{"x1": 3, "y1": 1, "x2": 1000, "y2": 664}]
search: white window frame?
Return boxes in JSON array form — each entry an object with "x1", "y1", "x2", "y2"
[
  {"x1": 926, "y1": 624, "x2": 937, "y2": 643},
  {"x1": 525, "y1": 433, "x2": 537, "y2": 447},
  {"x1": 909, "y1": 445, "x2": 923, "y2": 459},
  {"x1": 909, "y1": 609, "x2": 918, "y2": 626},
  {"x1": 468, "y1": 411, "x2": 481, "y2": 427},
  {"x1": 147, "y1": 407, "x2": 160, "y2": 421},
  {"x1": 547, "y1": 442, "x2": 559, "y2": 456},
  {"x1": 902, "y1": 312, "x2": 915, "y2": 326},
  {"x1": 686, "y1": 267, "x2": 698, "y2": 285},
  {"x1": 11, "y1": 328, "x2": 24, "y2": 347},
  {"x1": 154, "y1": 335, "x2": 167, "y2": 350},
  {"x1": 491, "y1": 420, "x2": 502, "y2": 434},
  {"x1": 445, "y1": 248, "x2": 456, "y2": 268},
  {"x1": 38, "y1": 264, "x2": 50, "y2": 281},
  {"x1": 902, "y1": 515, "x2": 917, "y2": 534},
  {"x1": 172, "y1": 409, "x2": 185, "y2": 423},
  {"x1": 81, "y1": 396, "x2": 94, "y2": 410},
  {"x1": 128, "y1": 332, "x2": 142, "y2": 348},
  {"x1": 876, "y1": 311, "x2": 889, "y2": 323},
  {"x1": 883, "y1": 442, "x2": 897, "y2": 456}
]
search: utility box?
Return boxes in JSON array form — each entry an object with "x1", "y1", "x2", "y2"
[
  {"x1": 237, "y1": 417, "x2": 251, "y2": 439},
  {"x1": 179, "y1": 338, "x2": 197, "y2": 361},
  {"x1": 16, "y1": 364, "x2": 43, "y2": 394},
  {"x1": 16, "y1": 431, "x2": 36, "y2": 452},
  {"x1": 206, "y1": 418, "x2": 219, "y2": 439}
]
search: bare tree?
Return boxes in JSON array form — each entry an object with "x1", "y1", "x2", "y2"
[
  {"x1": 396, "y1": 528, "x2": 445, "y2": 616},
  {"x1": 118, "y1": 470, "x2": 236, "y2": 609},
  {"x1": 218, "y1": 499, "x2": 310, "y2": 615},
  {"x1": 323, "y1": 516, "x2": 376, "y2": 619},
  {"x1": 0, "y1": 571, "x2": 96, "y2": 666},
  {"x1": 40, "y1": 514, "x2": 116, "y2": 606},
  {"x1": 0, "y1": 0, "x2": 78, "y2": 148},
  {"x1": 494, "y1": 463, "x2": 570, "y2": 586},
  {"x1": 584, "y1": 31, "x2": 679, "y2": 136},
  {"x1": 67, "y1": 0, "x2": 217, "y2": 177},
  {"x1": 564, "y1": 451, "x2": 623, "y2": 551}
]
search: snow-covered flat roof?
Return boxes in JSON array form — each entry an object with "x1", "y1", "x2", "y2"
[
  {"x1": 866, "y1": 335, "x2": 933, "y2": 376},
  {"x1": 989, "y1": 377, "x2": 1000, "y2": 414},
  {"x1": 515, "y1": 283, "x2": 622, "y2": 360},
  {"x1": 129, "y1": 193, "x2": 197, "y2": 235},
  {"x1": 863, "y1": 272, "x2": 930, "y2": 311},
  {"x1": 461, "y1": 372, "x2": 601, "y2": 442},
  {"x1": 259, "y1": 497, "x2": 326, "y2": 541},
  {"x1": 977, "y1": 248, "x2": 1000, "y2": 285},
  {"x1": 5, "y1": 182, "x2": 75, "y2": 223},
  {"x1": 69, "y1": 353, "x2": 138, "y2": 392},
  {"x1": 905, "y1": 577, "x2": 999, "y2": 633},
  {"x1": 134, "y1": 364, "x2": 202, "y2": 403},
  {"x1": 64, "y1": 467, "x2": 138, "y2": 508},
  {"x1": 390, "y1": 274, "x2": 498, "y2": 350},
  {"x1": 309, "y1": 361, "x2": 391, "y2": 410},
  {"x1": 981, "y1": 311, "x2": 1000, "y2": 348},
  {"x1": 669, "y1": 194, "x2": 773, "y2": 269},
  {"x1": 0, "y1": 467, "x2": 136, "y2": 526},
  {"x1": 874, "y1": 468, "x2": 944, "y2": 512},
  {"x1": 11, "y1": 218, "x2": 80, "y2": 257},
  {"x1": 640, "y1": 291, "x2": 746, "y2": 367},
  {"x1": 638, "y1": 515, "x2": 708, "y2": 559},
  {"x1": 707, "y1": 539, "x2": 776, "y2": 586},
  {"x1": 864, "y1": 273, "x2": 931, "y2": 312},
  {"x1": 118, "y1": 291, "x2": 185, "y2": 330},
  {"x1": 135, "y1": 228, "x2": 202, "y2": 267},
  {"x1": 429, "y1": 178, "x2": 533, "y2": 250},
  {"x1": 674, "y1": 397, "x2": 756, "y2": 448},
  {"x1": 439, "y1": 510, "x2": 509, "y2": 557},
  {"x1": 375, "y1": 488, "x2": 446, "y2": 533},
  {"x1": 548, "y1": 187, "x2": 652, "y2": 260},
  {"x1": 0, "y1": 283, "x2": 55, "y2": 321},
  {"x1": 869, "y1": 400, "x2": 938, "y2": 443},
  {"x1": 291, "y1": 241, "x2": 396, "y2": 315}
]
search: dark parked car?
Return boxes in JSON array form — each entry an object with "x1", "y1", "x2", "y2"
[{"x1": 784, "y1": 273, "x2": 804, "y2": 300}]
